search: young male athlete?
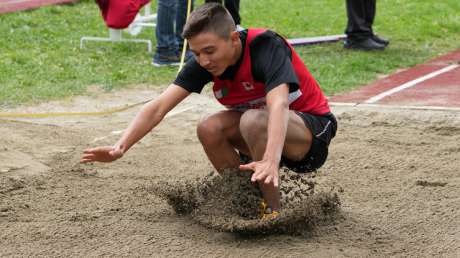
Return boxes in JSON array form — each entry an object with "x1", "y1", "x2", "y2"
[{"x1": 81, "y1": 3, "x2": 337, "y2": 219}]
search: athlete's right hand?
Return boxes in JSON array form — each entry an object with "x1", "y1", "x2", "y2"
[{"x1": 80, "y1": 146, "x2": 123, "y2": 163}]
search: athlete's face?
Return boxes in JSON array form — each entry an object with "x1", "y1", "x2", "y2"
[{"x1": 188, "y1": 31, "x2": 241, "y2": 76}]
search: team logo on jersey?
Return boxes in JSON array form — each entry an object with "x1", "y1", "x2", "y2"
[
  {"x1": 241, "y1": 81, "x2": 254, "y2": 91},
  {"x1": 214, "y1": 87, "x2": 228, "y2": 99}
]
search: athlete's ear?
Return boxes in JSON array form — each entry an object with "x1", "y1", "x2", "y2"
[{"x1": 230, "y1": 30, "x2": 239, "y2": 45}]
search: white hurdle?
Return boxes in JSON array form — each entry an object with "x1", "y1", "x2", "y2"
[{"x1": 80, "y1": 2, "x2": 156, "y2": 52}]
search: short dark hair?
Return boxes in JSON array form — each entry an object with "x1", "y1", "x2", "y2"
[{"x1": 182, "y1": 3, "x2": 235, "y2": 40}]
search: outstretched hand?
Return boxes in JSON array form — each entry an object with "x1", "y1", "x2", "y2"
[
  {"x1": 239, "y1": 160, "x2": 279, "y2": 187},
  {"x1": 80, "y1": 146, "x2": 123, "y2": 163}
]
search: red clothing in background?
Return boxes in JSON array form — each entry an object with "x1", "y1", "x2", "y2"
[{"x1": 95, "y1": 0, "x2": 150, "y2": 29}]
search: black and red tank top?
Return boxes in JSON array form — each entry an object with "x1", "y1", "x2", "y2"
[{"x1": 212, "y1": 28, "x2": 330, "y2": 115}]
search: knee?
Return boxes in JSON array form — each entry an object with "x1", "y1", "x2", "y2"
[
  {"x1": 239, "y1": 109, "x2": 268, "y2": 139},
  {"x1": 196, "y1": 116, "x2": 223, "y2": 146}
]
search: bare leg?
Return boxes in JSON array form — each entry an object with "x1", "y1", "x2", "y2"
[
  {"x1": 239, "y1": 109, "x2": 313, "y2": 211},
  {"x1": 196, "y1": 110, "x2": 249, "y2": 170}
]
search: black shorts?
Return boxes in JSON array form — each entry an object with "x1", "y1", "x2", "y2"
[
  {"x1": 239, "y1": 112, "x2": 337, "y2": 173},
  {"x1": 281, "y1": 112, "x2": 337, "y2": 173}
]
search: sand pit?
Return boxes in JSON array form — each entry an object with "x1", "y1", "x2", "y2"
[
  {"x1": 153, "y1": 169, "x2": 340, "y2": 235},
  {"x1": 0, "y1": 87, "x2": 459, "y2": 257}
]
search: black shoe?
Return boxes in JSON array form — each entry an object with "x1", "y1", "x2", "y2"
[
  {"x1": 344, "y1": 38, "x2": 386, "y2": 51},
  {"x1": 372, "y1": 35, "x2": 389, "y2": 46},
  {"x1": 152, "y1": 54, "x2": 181, "y2": 67}
]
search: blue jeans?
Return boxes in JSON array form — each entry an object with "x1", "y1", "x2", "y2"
[{"x1": 155, "y1": 0, "x2": 190, "y2": 57}]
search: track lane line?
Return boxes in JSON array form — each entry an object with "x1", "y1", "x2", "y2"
[{"x1": 364, "y1": 64, "x2": 459, "y2": 104}]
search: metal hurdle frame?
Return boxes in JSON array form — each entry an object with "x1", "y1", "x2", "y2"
[{"x1": 80, "y1": 2, "x2": 156, "y2": 52}]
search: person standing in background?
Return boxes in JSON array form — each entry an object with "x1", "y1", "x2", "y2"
[
  {"x1": 152, "y1": 0, "x2": 190, "y2": 66},
  {"x1": 205, "y1": 0, "x2": 241, "y2": 28},
  {"x1": 343, "y1": 0, "x2": 389, "y2": 50}
]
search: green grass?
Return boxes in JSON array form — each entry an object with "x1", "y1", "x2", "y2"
[{"x1": 0, "y1": 0, "x2": 459, "y2": 106}]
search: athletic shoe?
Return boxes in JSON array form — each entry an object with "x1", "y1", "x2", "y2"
[
  {"x1": 261, "y1": 210, "x2": 280, "y2": 220},
  {"x1": 152, "y1": 54, "x2": 181, "y2": 67},
  {"x1": 259, "y1": 199, "x2": 280, "y2": 220}
]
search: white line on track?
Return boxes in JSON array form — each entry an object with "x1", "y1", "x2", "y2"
[
  {"x1": 330, "y1": 102, "x2": 460, "y2": 112},
  {"x1": 364, "y1": 64, "x2": 459, "y2": 104}
]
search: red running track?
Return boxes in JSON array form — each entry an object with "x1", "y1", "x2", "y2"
[
  {"x1": 0, "y1": 0, "x2": 77, "y2": 14},
  {"x1": 330, "y1": 49, "x2": 460, "y2": 110}
]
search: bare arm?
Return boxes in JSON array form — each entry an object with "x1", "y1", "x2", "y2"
[
  {"x1": 263, "y1": 84, "x2": 290, "y2": 167},
  {"x1": 115, "y1": 84, "x2": 190, "y2": 153},
  {"x1": 81, "y1": 84, "x2": 190, "y2": 163},
  {"x1": 240, "y1": 84, "x2": 290, "y2": 187}
]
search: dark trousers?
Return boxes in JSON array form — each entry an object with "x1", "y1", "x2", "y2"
[
  {"x1": 205, "y1": 0, "x2": 241, "y2": 25},
  {"x1": 345, "y1": 0, "x2": 376, "y2": 40}
]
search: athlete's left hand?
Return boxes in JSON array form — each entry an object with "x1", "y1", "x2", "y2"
[{"x1": 239, "y1": 160, "x2": 279, "y2": 187}]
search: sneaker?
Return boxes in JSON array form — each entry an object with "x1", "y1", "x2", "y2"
[
  {"x1": 261, "y1": 210, "x2": 280, "y2": 220},
  {"x1": 259, "y1": 200, "x2": 280, "y2": 220},
  {"x1": 152, "y1": 54, "x2": 181, "y2": 67}
]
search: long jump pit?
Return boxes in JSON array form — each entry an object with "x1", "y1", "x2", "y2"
[{"x1": 1, "y1": 51, "x2": 459, "y2": 257}]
